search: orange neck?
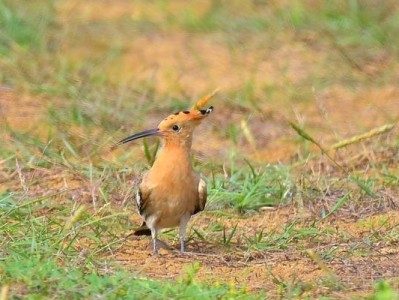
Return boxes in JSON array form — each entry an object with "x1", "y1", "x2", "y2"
[
  {"x1": 162, "y1": 132, "x2": 193, "y2": 150},
  {"x1": 150, "y1": 136, "x2": 194, "y2": 177}
]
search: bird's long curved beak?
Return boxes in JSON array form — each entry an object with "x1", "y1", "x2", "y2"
[{"x1": 117, "y1": 128, "x2": 159, "y2": 145}]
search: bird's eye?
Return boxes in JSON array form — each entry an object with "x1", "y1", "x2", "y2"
[{"x1": 172, "y1": 125, "x2": 181, "y2": 132}]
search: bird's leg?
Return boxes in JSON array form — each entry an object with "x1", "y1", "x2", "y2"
[
  {"x1": 151, "y1": 227, "x2": 158, "y2": 256},
  {"x1": 179, "y1": 213, "x2": 191, "y2": 253}
]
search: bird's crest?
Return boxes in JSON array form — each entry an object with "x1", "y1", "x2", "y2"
[
  {"x1": 191, "y1": 89, "x2": 219, "y2": 110},
  {"x1": 159, "y1": 90, "x2": 218, "y2": 126}
]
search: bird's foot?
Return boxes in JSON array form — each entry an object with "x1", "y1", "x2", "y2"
[
  {"x1": 156, "y1": 239, "x2": 172, "y2": 250},
  {"x1": 149, "y1": 238, "x2": 172, "y2": 255}
]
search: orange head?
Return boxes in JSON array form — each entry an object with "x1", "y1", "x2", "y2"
[
  {"x1": 117, "y1": 106, "x2": 213, "y2": 146},
  {"x1": 118, "y1": 90, "x2": 217, "y2": 147}
]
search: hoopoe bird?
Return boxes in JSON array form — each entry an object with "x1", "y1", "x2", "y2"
[{"x1": 118, "y1": 92, "x2": 216, "y2": 255}]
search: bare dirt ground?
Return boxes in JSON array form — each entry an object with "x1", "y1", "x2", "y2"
[{"x1": 99, "y1": 208, "x2": 399, "y2": 300}]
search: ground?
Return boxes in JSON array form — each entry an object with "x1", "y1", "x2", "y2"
[{"x1": 0, "y1": 1, "x2": 399, "y2": 299}]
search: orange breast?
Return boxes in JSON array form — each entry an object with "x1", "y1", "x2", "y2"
[{"x1": 140, "y1": 145, "x2": 200, "y2": 229}]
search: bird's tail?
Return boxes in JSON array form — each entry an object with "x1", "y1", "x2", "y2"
[{"x1": 134, "y1": 222, "x2": 151, "y2": 236}]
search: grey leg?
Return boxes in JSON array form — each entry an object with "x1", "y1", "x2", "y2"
[
  {"x1": 151, "y1": 228, "x2": 158, "y2": 256},
  {"x1": 179, "y1": 213, "x2": 191, "y2": 253}
]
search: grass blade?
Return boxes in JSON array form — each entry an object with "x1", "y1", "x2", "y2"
[
  {"x1": 330, "y1": 123, "x2": 395, "y2": 150},
  {"x1": 222, "y1": 224, "x2": 238, "y2": 245},
  {"x1": 350, "y1": 177, "x2": 376, "y2": 198},
  {"x1": 143, "y1": 139, "x2": 159, "y2": 166},
  {"x1": 289, "y1": 121, "x2": 344, "y2": 170},
  {"x1": 323, "y1": 193, "x2": 350, "y2": 219}
]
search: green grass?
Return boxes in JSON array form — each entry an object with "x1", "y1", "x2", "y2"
[
  {"x1": 209, "y1": 163, "x2": 291, "y2": 211},
  {"x1": 0, "y1": 192, "x2": 254, "y2": 299},
  {"x1": 1, "y1": 253, "x2": 253, "y2": 299},
  {"x1": 1, "y1": 0, "x2": 399, "y2": 298},
  {"x1": 0, "y1": 0, "x2": 53, "y2": 55}
]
